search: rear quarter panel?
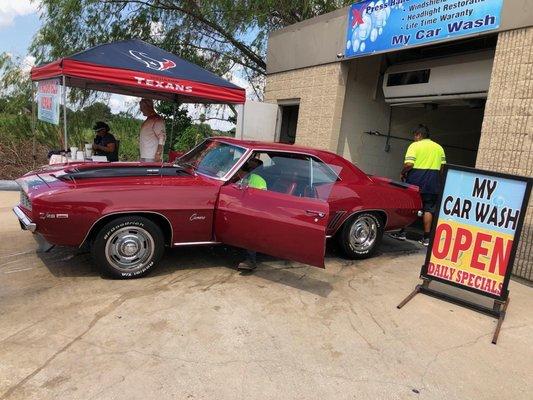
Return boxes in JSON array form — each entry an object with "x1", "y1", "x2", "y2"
[{"x1": 322, "y1": 156, "x2": 422, "y2": 233}]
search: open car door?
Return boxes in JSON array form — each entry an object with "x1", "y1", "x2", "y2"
[
  {"x1": 214, "y1": 151, "x2": 341, "y2": 268},
  {"x1": 215, "y1": 184, "x2": 328, "y2": 267}
]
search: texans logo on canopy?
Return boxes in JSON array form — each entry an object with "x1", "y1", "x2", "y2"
[{"x1": 129, "y1": 50, "x2": 176, "y2": 71}]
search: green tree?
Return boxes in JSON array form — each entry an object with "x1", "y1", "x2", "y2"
[
  {"x1": 173, "y1": 122, "x2": 213, "y2": 152},
  {"x1": 155, "y1": 101, "x2": 193, "y2": 155},
  {"x1": 31, "y1": 0, "x2": 353, "y2": 100},
  {"x1": 0, "y1": 53, "x2": 33, "y2": 114}
]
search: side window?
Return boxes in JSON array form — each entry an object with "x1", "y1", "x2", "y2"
[
  {"x1": 310, "y1": 158, "x2": 339, "y2": 185},
  {"x1": 236, "y1": 151, "x2": 338, "y2": 201}
]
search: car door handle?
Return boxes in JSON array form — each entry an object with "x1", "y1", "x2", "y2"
[{"x1": 306, "y1": 210, "x2": 326, "y2": 218}]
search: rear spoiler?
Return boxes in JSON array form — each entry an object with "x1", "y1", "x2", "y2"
[{"x1": 368, "y1": 175, "x2": 420, "y2": 192}]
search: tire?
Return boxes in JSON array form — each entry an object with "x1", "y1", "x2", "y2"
[
  {"x1": 338, "y1": 213, "x2": 383, "y2": 259},
  {"x1": 91, "y1": 216, "x2": 164, "y2": 279}
]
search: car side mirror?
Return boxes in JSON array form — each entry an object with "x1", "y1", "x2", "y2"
[{"x1": 235, "y1": 178, "x2": 249, "y2": 191}]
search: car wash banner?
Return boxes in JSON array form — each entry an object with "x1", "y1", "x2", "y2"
[
  {"x1": 345, "y1": 0, "x2": 504, "y2": 58},
  {"x1": 421, "y1": 165, "x2": 532, "y2": 301},
  {"x1": 37, "y1": 79, "x2": 61, "y2": 125}
]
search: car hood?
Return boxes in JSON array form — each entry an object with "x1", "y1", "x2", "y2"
[{"x1": 17, "y1": 162, "x2": 196, "y2": 194}]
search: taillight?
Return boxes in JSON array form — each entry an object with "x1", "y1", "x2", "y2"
[{"x1": 20, "y1": 191, "x2": 32, "y2": 211}]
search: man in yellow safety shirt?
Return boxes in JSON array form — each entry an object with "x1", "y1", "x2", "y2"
[
  {"x1": 237, "y1": 157, "x2": 267, "y2": 271},
  {"x1": 390, "y1": 124, "x2": 446, "y2": 246}
]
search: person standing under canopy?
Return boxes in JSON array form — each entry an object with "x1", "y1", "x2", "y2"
[
  {"x1": 92, "y1": 121, "x2": 118, "y2": 162},
  {"x1": 139, "y1": 99, "x2": 166, "y2": 162}
]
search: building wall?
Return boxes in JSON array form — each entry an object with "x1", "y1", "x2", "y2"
[
  {"x1": 337, "y1": 60, "x2": 483, "y2": 179},
  {"x1": 264, "y1": 63, "x2": 348, "y2": 151},
  {"x1": 476, "y1": 27, "x2": 533, "y2": 280},
  {"x1": 336, "y1": 56, "x2": 391, "y2": 175},
  {"x1": 266, "y1": 8, "x2": 347, "y2": 74},
  {"x1": 264, "y1": 25, "x2": 532, "y2": 280}
]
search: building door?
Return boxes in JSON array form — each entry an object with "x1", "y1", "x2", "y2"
[
  {"x1": 235, "y1": 101, "x2": 280, "y2": 142},
  {"x1": 279, "y1": 104, "x2": 299, "y2": 144}
]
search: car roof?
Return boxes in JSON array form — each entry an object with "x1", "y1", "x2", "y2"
[{"x1": 211, "y1": 137, "x2": 338, "y2": 159}]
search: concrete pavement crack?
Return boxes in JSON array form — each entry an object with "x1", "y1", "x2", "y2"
[
  {"x1": 0, "y1": 272, "x2": 192, "y2": 400},
  {"x1": 419, "y1": 332, "x2": 490, "y2": 389}
]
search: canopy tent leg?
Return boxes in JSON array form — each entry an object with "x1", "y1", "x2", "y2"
[
  {"x1": 169, "y1": 102, "x2": 177, "y2": 155},
  {"x1": 31, "y1": 82, "x2": 37, "y2": 168},
  {"x1": 62, "y1": 75, "x2": 68, "y2": 151}
]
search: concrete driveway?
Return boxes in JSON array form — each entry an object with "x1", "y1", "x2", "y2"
[{"x1": 0, "y1": 190, "x2": 531, "y2": 400}]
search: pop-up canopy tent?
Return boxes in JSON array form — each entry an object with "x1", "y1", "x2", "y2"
[{"x1": 30, "y1": 39, "x2": 246, "y2": 150}]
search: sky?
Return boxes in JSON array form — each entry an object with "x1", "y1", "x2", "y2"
[{"x1": 0, "y1": 0, "x2": 247, "y2": 131}]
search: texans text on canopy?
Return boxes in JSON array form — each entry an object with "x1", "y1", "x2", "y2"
[{"x1": 30, "y1": 39, "x2": 245, "y2": 104}]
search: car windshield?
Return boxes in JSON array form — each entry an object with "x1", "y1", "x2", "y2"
[{"x1": 177, "y1": 140, "x2": 246, "y2": 178}]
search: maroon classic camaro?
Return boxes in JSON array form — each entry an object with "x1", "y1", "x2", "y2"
[{"x1": 13, "y1": 137, "x2": 422, "y2": 278}]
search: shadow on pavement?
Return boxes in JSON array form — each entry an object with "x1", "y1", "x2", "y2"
[{"x1": 36, "y1": 233, "x2": 422, "y2": 297}]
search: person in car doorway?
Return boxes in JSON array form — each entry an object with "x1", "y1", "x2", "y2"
[
  {"x1": 237, "y1": 157, "x2": 267, "y2": 271},
  {"x1": 92, "y1": 121, "x2": 118, "y2": 162},
  {"x1": 390, "y1": 124, "x2": 446, "y2": 246},
  {"x1": 139, "y1": 98, "x2": 166, "y2": 162}
]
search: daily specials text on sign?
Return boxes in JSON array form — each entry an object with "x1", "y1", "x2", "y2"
[
  {"x1": 421, "y1": 166, "x2": 531, "y2": 300},
  {"x1": 37, "y1": 79, "x2": 61, "y2": 125},
  {"x1": 345, "y1": 0, "x2": 504, "y2": 58}
]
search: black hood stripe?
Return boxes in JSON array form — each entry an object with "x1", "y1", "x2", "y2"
[{"x1": 59, "y1": 166, "x2": 191, "y2": 180}]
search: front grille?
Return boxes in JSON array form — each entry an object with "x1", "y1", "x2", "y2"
[{"x1": 20, "y1": 191, "x2": 32, "y2": 211}]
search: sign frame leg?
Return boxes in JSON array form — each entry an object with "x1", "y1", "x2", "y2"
[
  {"x1": 491, "y1": 297, "x2": 510, "y2": 345},
  {"x1": 397, "y1": 277, "x2": 511, "y2": 344},
  {"x1": 397, "y1": 277, "x2": 429, "y2": 309}
]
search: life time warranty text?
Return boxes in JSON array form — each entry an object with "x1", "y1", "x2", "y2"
[{"x1": 392, "y1": 14, "x2": 497, "y2": 45}]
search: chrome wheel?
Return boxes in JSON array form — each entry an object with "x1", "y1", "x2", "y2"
[
  {"x1": 348, "y1": 215, "x2": 378, "y2": 252},
  {"x1": 105, "y1": 226, "x2": 155, "y2": 272}
]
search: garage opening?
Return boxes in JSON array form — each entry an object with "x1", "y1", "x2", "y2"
[
  {"x1": 382, "y1": 39, "x2": 497, "y2": 167},
  {"x1": 389, "y1": 100, "x2": 484, "y2": 167},
  {"x1": 278, "y1": 104, "x2": 299, "y2": 144}
]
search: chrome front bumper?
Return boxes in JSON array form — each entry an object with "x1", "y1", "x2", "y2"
[{"x1": 13, "y1": 206, "x2": 36, "y2": 232}]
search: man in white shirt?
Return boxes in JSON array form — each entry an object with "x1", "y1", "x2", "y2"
[{"x1": 139, "y1": 98, "x2": 166, "y2": 162}]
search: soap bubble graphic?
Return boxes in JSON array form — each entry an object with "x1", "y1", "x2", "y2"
[
  {"x1": 372, "y1": 1, "x2": 387, "y2": 29},
  {"x1": 348, "y1": 1, "x2": 393, "y2": 54},
  {"x1": 370, "y1": 28, "x2": 378, "y2": 42},
  {"x1": 358, "y1": 14, "x2": 372, "y2": 40},
  {"x1": 352, "y1": 38, "x2": 360, "y2": 53}
]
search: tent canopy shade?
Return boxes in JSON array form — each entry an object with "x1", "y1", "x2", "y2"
[{"x1": 31, "y1": 39, "x2": 246, "y2": 104}]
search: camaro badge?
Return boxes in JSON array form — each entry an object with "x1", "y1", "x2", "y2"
[
  {"x1": 189, "y1": 213, "x2": 206, "y2": 222},
  {"x1": 39, "y1": 213, "x2": 69, "y2": 219}
]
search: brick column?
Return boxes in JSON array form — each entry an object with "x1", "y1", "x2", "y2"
[
  {"x1": 476, "y1": 27, "x2": 533, "y2": 280},
  {"x1": 264, "y1": 63, "x2": 347, "y2": 151}
]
